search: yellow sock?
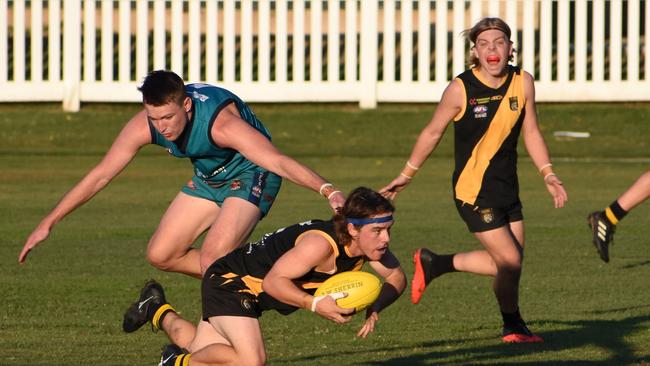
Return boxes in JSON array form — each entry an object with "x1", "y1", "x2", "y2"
[
  {"x1": 175, "y1": 354, "x2": 191, "y2": 366},
  {"x1": 152, "y1": 304, "x2": 175, "y2": 330}
]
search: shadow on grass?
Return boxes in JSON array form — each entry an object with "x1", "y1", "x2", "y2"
[
  {"x1": 280, "y1": 312, "x2": 650, "y2": 365},
  {"x1": 620, "y1": 260, "x2": 650, "y2": 270},
  {"x1": 364, "y1": 314, "x2": 650, "y2": 366}
]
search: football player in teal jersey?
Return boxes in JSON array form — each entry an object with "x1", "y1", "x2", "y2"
[{"x1": 20, "y1": 70, "x2": 345, "y2": 278}]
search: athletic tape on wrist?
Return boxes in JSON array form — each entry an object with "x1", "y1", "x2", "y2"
[{"x1": 311, "y1": 292, "x2": 347, "y2": 312}]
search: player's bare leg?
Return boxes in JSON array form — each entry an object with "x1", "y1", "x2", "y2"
[
  {"x1": 174, "y1": 316, "x2": 266, "y2": 366},
  {"x1": 198, "y1": 197, "x2": 261, "y2": 275},
  {"x1": 148, "y1": 192, "x2": 220, "y2": 278}
]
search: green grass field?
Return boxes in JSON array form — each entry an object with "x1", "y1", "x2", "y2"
[{"x1": 1, "y1": 102, "x2": 649, "y2": 365}]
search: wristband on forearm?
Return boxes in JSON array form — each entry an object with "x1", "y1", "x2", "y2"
[
  {"x1": 400, "y1": 161, "x2": 420, "y2": 179},
  {"x1": 539, "y1": 163, "x2": 553, "y2": 176},
  {"x1": 319, "y1": 183, "x2": 340, "y2": 199}
]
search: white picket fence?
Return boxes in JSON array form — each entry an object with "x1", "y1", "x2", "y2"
[{"x1": 1, "y1": 0, "x2": 649, "y2": 111}]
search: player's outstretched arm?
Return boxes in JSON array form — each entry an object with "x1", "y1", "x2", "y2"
[
  {"x1": 379, "y1": 80, "x2": 462, "y2": 201},
  {"x1": 19, "y1": 111, "x2": 151, "y2": 263},
  {"x1": 211, "y1": 104, "x2": 345, "y2": 211},
  {"x1": 520, "y1": 72, "x2": 568, "y2": 209}
]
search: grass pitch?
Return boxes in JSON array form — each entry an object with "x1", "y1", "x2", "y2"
[{"x1": 1, "y1": 102, "x2": 649, "y2": 365}]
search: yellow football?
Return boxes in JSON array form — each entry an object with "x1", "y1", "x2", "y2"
[{"x1": 314, "y1": 271, "x2": 382, "y2": 313}]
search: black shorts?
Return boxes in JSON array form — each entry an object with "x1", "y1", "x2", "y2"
[
  {"x1": 201, "y1": 264, "x2": 262, "y2": 320},
  {"x1": 454, "y1": 199, "x2": 523, "y2": 233}
]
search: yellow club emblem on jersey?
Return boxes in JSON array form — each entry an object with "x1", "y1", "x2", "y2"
[
  {"x1": 509, "y1": 96, "x2": 519, "y2": 111},
  {"x1": 479, "y1": 208, "x2": 494, "y2": 224}
]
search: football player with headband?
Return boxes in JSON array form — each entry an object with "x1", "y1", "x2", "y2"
[
  {"x1": 380, "y1": 17, "x2": 567, "y2": 343},
  {"x1": 121, "y1": 187, "x2": 405, "y2": 365}
]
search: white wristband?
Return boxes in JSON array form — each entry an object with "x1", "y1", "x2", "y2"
[
  {"x1": 543, "y1": 172, "x2": 557, "y2": 181},
  {"x1": 327, "y1": 190, "x2": 342, "y2": 200},
  {"x1": 406, "y1": 161, "x2": 420, "y2": 170},
  {"x1": 539, "y1": 163, "x2": 553, "y2": 173},
  {"x1": 310, "y1": 292, "x2": 346, "y2": 312},
  {"x1": 319, "y1": 183, "x2": 333, "y2": 196}
]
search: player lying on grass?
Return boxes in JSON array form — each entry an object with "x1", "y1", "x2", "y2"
[
  {"x1": 122, "y1": 187, "x2": 406, "y2": 366},
  {"x1": 588, "y1": 169, "x2": 650, "y2": 262}
]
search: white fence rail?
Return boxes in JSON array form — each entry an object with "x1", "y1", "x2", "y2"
[{"x1": 1, "y1": 0, "x2": 649, "y2": 111}]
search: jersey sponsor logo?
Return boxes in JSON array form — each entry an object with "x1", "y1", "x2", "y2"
[
  {"x1": 248, "y1": 172, "x2": 267, "y2": 205},
  {"x1": 475, "y1": 97, "x2": 491, "y2": 104},
  {"x1": 509, "y1": 96, "x2": 519, "y2": 111},
  {"x1": 190, "y1": 90, "x2": 210, "y2": 102},
  {"x1": 195, "y1": 166, "x2": 227, "y2": 180},
  {"x1": 490, "y1": 95, "x2": 503, "y2": 101},
  {"x1": 473, "y1": 105, "x2": 488, "y2": 119},
  {"x1": 230, "y1": 180, "x2": 242, "y2": 191}
]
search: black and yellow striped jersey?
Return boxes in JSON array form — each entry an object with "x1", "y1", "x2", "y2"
[
  {"x1": 208, "y1": 219, "x2": 365, "y2": 314},
  {"x1": 451, "y1": 65, "x2": 526, "y2": 207}
]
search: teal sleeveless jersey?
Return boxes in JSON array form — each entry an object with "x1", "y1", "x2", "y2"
[{"x1": 148, "y1": 83, "x2": 272, "y2": 183}]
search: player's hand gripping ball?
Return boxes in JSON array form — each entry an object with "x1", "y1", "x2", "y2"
[{"x1": 314, "y1": 271, "x2": 382, "y2": 313}]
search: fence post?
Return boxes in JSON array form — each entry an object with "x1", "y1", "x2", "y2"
[
  {"x1": 359, "y1": 0, "x2": 378, "y2": 109},
  {"x1": 63, "y1": 0, "x2": 80, "y2": 111}
]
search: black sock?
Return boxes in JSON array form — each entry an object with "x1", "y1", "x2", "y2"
[
  {"x1": 605, "y1": 200, "x2": 628, "y2": 224},
  {"x1": 501, "y1": 309, "x2": 523, "y2": 326},
  {"x1": 431, "y1": 254, "x2": 457, "y2": 277}
]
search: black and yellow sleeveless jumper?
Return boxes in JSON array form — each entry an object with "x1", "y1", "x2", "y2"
[
  {"x1": 452, "y1": 65, "x2": 526, "y2": 207},
  {"x1": 206, "y1": 219, "x2": 365, "y2": 315}
]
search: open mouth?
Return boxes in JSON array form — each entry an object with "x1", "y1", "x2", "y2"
[{"x1": 487, "y1": 55, "x2": 501, "y2": 64}]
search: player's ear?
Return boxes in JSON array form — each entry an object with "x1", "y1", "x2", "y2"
[
  {"x1": 347, "y1": 223, "x2": 360, "y2": 240},
  {"x1": 183, "y1": 96, "x2": 192, "y2": 112}
]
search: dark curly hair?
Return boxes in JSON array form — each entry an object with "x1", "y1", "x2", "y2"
[
  {"x1": 333, "y1": 187, "x2": 395, "y2": 245},
  {"x1": 138, "y1": 70, "x2": 187, "y2": 106}
]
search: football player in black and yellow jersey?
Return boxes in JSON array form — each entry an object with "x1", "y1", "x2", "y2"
[
  {"x1": 381, "y1": 17, "x2": 567, "y2": 343},
  {"x1": 588, "y1": 170, "x2": 650, "y2": 262},
  {"x1": 122, "y1": 187, "x2": 405, "y2": 365}
]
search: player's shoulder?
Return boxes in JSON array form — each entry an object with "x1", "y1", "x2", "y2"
[{"x1": 512, "y1": 66, "x2": 534, "y2": 83}]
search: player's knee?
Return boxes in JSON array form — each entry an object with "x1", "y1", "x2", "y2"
[
  {"x1": 495, "y1": 253, "x2": 522, "y2": 274},
  {"x1": 199, "y1": 250, "x2": 220, "y2": 275},
  {"x1": 146, "y1": 246, "x2": 177, "y2": 271},
  {"x1": 238, "y1": 349, "x2": 266, "y2": 366}
]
